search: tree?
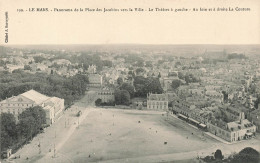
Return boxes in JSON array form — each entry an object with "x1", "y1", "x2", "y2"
[
  {"x1": 178, "y1": 72, "x2": 185, "y2": 80},
  {"x1": 214, "y1": 149, "x2": 224, "y2": 160},
  {"x1": 231, "y1": 147, "x2": 260, "y2": 163},
  {"x1": 0, "y1": 113, "x2": 17, "y2": 151},
  {"x1": 117, "y1": 77, "x2": 123, "y2": 85},
  {"x1": 175, "y1": 61, "x2": 181, "y2": 67},
  {"x1": 102, "y1": 60, "x2": 112, "y2": 67},
  {"x1": 184, "y1": 73, "x2": 200, "y2": 84},
  {"x1": 158, "y1": 72, "x2": 161, "y2": 78},
  {"x1": 134, "y1": 76, "x2": 163, "y2": 97},
  {"x1": 18, "y1": 106, "x2": 46, "y2": 139},
  {"x1": 171, "y1": 79, "x2": 182, "y2": 89},
  {"x1": 33, "y1": 56, "x2": 45, "y2": 63},
  {"x1": 18, "y1": 116, "x2": 37, "y2": 139},
  {"x1": 145, "y1": 61, "x2": 153, "y2": 67},
  {"x1": 120, "y1": 83, "x2": 135, "y2": 98},
  {"x1": 222, "y1": 91, "x2": 228, "y2": 103},
  {"x1": 24, "y1": 65, "x2": 32, "y2": 71},
  {"x1": 0, "y1": 71, "x2": 88, "y2": 108},
  {"x1": 158, "y1": 60, "x2": 165, "y2": 64},
  {"x1": 115, "y1": 89, "x2": 130, "y2": 105},
  {"x1": 136, "y1": 68, "x2": 145, "y2": 75},
  {"x1": 95, "y1": 98, "x2": 102, "y2": 106},
  {"x1": 227, "y1": 53, "x2": 247, "y2": 60},
  {"x1": 135, "y1": 60, "x2": 144, "y2": 67},
  {"x1": 254, "y1": 94, "x2": 260, "y2": 109}
]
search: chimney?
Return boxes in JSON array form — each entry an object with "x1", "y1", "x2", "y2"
[{"x1": 239, "y1": 112, "x2": 245, "y2": 124}]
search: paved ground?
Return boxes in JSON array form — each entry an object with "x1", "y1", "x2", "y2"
[
  {"x1": 6, "y1": 90, "x2": 97, "y2": 163},
  {"x1": 5, "y1": 91, "x2": 260, "y2": 163},
  {"x1": 56, "y1": 109, "x2": 214, "y2": 163}
]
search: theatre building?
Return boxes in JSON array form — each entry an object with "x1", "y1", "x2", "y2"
[{"x1": 0, "y1": 90, "x2": 64, "y2": 125}]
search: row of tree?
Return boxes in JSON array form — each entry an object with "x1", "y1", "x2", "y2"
[
  {"x1": 134, "y1": 76, "x2": 163, "y2": 97},
  {"x1": 0, "y1": 71, "x2": 89, "y2": 106},
  {"x1": 170, "y1": 72, "x2": 201, "y2": 90},
  {"x1": 113, "y1": 76, "x2": 164, "y2": 105},
  {"x1": 202, "y1": 147, "x2": 259, "y2": 163},
  {"x1": 1, "y1": 106, "x2": 46, "y2": 155}
]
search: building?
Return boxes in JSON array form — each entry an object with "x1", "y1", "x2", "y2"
[
  {"x1": 88, "y1": 74, "x2": 103, "y2": 87},
  {"x1": 147, "y1": 93, "x2": 168, "y2": 110},
  {"x1": 207, "y1": 115, "x2": 256, "y2": 142},
  {"x1": 131, "y1": 97, "x2": 147, "y2": 109},
  {"x1": 97, "y1": 87, "x2": 115, "y2": 103},
  {"x1": 248, "y1": 109, "x2": 260, "y2": 133},
  {"x1": 171, "y1": 100, "x2": 193, "y2": 117},
  {"x1": 88, "y1": 64, "x2": 97, "y2": 74},
  {"x1": 161, "y1": 76, "x2": 180, "y2": 91},
  {"x1": 52, "y1": 59, "x2": 71, "y2": 65},
  {"x1": 205, "y1": 90, "x2": 223, "y2": 103},
  {"x1": 0, "y1": 90, "x2": 64, "y2": 125},
  {"x1": 221, "y1": 104, "x2": 246, "y2": 122}
]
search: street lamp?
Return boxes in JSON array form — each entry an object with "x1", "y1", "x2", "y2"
[
  {"x1": 78, "y1": 117, "x2": 79, "y2": 128},
  {"x1": 38, "y1": 139, "x2": 41, "y2": 154},
  {"x1": 53, "y1": 143, "x2": 56, "y2": 158}
]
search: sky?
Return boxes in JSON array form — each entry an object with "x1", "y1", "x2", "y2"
[{"x1": 0, "y1": 0, "x2": 259, "y2": 45}]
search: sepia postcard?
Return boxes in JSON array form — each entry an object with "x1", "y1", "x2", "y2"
[{"x1": 0, "y1": 0, "x2": 260, "y2": 163}]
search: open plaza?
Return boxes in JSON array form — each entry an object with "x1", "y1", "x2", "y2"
[{"x1": 5, "y1": 92, "x2": 259, "y2": 163}]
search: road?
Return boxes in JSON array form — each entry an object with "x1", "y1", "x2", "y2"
[{"x1": 7, "y1": 90, "x2": 97, "y2": 163}]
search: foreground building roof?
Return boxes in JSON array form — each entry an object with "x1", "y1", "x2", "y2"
[{"x1": 21, "y1": 90, "x2": 49, "y2": 105}]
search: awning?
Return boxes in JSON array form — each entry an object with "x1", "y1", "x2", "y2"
[
  {"x1": 199, "y1": 123, "x2": 207, "y2": 128},
  {"x1": 177, "y1": 114, "x2": 187, "y2": 119},
  {"x1": 246, "y1": 132, "x2": 253, "y2": 136},
  {"x1": 188, "y1": 118, "x2": 200, "y2": 124}
]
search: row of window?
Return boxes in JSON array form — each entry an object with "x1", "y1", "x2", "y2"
[
  {"x1": 247, "y1": 128, "x2": 255, "y2": 132},
  {"x1": 98, "y1": 92, "x2": 114, "y2": 95},
  {"x1": 148, "y1": 105, "x2": 167, "y2": 109},
  {"x1": 0, "y1": 103, "x2": 33, "y2": 107},
  {"x1": 147, "y1": 102, "x2": 167, "y2": 105},
  {"x1": 1, "y1": 108, "x2": 26, "y2": 115},
  {"x1": 148, "y1": 98, "x2": 166, "y2": 101},
  {"x1": 99, "y1": 97, "x2": 114, "y2": 99}
]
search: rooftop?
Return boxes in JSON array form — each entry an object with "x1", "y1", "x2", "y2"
[{"x1": 21, "y1": 90, "x2": 49, "y2": 105}]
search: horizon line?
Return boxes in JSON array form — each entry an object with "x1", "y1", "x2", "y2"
[{"x1": 1, "y1": 43, "x2": 260, "y2": 46}]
